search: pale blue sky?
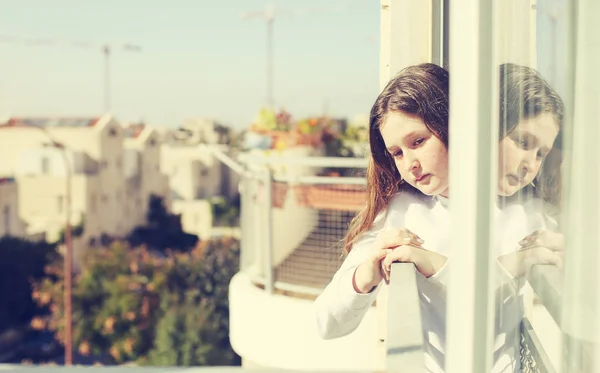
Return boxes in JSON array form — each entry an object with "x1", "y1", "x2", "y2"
[{"x1": 0, "y1": 0, "x2": 380, "y2": 128}]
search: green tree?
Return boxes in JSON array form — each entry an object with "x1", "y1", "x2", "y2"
[
  {"x1": 148, "y1": 237, "x2": 241, "y2": 366},
  {"x1": 146, "y1": 293, "x2": 213, "y2": 366},
  {"x1": 34, "y1": 242, "x2": 166, "y2": 363},
  {"x1": 34, "y1": 237, "x2": 241, "y2": 366},
  {"x1": 210, "y1": 196, "x2": 240, "y2": 227}
]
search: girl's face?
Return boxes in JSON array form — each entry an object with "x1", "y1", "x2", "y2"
[
  {"x1": 380, "y1": 111, "x2": 449, "y2": 197},
  {"x1": 497, "y1": 113, "x2": 559, "y2": 196}
]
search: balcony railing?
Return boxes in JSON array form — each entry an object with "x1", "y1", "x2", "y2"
[{"x1": 233, "y1": 151, "x2": 368, "y2": 296}]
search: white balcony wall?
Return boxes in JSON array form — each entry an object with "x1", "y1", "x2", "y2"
[{"x1": 229, "y1": 272, "x2": 382, "y2": 371}]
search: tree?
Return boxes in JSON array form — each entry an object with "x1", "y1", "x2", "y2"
[
  {"x1": 128, "y1": 195, "x2": 198, "y2": 253},
  {"x1": 0, "y1": 237, "x2": 58, "y2": 333},
  {"x1": 146, "y1": 294, "x2": 213, "y2": 366},
  {"x1": 147, "y1": 237, "x2": 241, "y2": 366},
  {"x1": 210, "y1": 196, "x2": 240, "y2": 227},
  {"x1": 56, "y1": 217, "x2": 85, "y2": 245},
  {"x1": 34, "y1": 237, "x2": 241, "y2": 366},
  {"x1": 34, "y1": 242, "x2": 166, "y2": 364}
]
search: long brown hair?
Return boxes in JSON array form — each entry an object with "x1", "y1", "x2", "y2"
[
  {"x1": 343, "y1": 63, "x2": 450, "y2": 254},
  {"x1": 499, "y1": 63, "x2": 564, "y2": 206}
]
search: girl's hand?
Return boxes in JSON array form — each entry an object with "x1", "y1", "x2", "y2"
[
  {"x1": 518, "y1": 230, "x2": 565, "y2": 252},
  {"x1": 497, "y1": 245, "x2": 564, "y2": 278},
  {"x1": 381, "y1": 245, "x2": 448, "y2": 279},
  {"x1": 352, "y1": 228, "x2": 424, "y2": 294}
]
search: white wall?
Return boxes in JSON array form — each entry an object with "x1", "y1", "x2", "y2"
[
  {"x1": 229, "y1": 272, "x2": 382, "y2": 371},
  {"x1": 161, "y1": 144, "x2": 223, "y2": 200},
  {"x1": 16, "y1": 148, "x2": 97, "y2": 177},
  {"x1": 171, "y1": 199, "x2": 212, "y2": 239},
  {"x1": 0, "y1": 180, "x2": 25, "y2": 237},
  {"x1": 123, "y1": 148, "x2": 141, "y2": 179}
]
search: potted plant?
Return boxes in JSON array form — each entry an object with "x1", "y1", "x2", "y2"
[{"x1": 293, "y1": 183, "x2": 366, "y2": 211}]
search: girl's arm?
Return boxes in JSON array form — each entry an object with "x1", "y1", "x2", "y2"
[
  {"x1": 313, "y1": 232, "x2": 381, "y2": 339},
  {"x1": 314, "y1": 193, "x2": 425, "y2": 339}
]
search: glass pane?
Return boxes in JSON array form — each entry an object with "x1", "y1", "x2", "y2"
[{"x1": 492, "y1": 0, "x2": 599, "y2": 371}]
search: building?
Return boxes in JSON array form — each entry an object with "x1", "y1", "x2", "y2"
[
  {"x1": 178, "y1": 118, "x2": 232, "y2": 145},
  {"x1": 0, "y1": 176, "x2": 26, "y2": 238},
  {"x1": 123, "y1": 123, "x2": 171, "y2": 231},
  {"x1": 0, "y1": 115, "x2": 170, "y2": 266},
  {"x1": 158, "y1": 117, "x2": 245, "y2": 239},
  {"x1": 161, "y1": 142, "x2": 237, "y2": 239},
  {"x1": 161, "y1": 143, "x2": 224, "y2": 201}
]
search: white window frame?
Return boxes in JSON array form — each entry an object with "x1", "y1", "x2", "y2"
[{"x1": 446, "y1": 1, "x2": 497, "y2": 371}]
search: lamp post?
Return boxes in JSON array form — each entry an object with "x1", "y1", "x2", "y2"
[{"x1": 37, "y1": 128, "x2": 73, "y2": 365}]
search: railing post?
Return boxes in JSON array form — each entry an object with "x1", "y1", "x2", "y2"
[
  {"x1": 386, "y1": 263, "x2": 424, "y2": 372},
  {"x1": 262, "y1": 167, "x2": 274, "y2": 294},
  {"x1": 239, "y1": 173, "x2": 249, "y2": 271}
]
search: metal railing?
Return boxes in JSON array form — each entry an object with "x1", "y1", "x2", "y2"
[{"x1": 214, "y1": 148, "x2": 368, "y2": 296}]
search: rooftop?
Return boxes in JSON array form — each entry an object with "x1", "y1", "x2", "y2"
[
  {"x1": 123, "y1": 123, "x2": 146, "y2": 139},
  {"x1": 0, "y1": 176, "x2": 16, "y2": 184},
  {"x1": 1, "y1": 117, "x2": 100, "y2": 128}
]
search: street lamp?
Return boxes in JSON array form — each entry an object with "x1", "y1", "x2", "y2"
[{"x1": 36, "y1": 128, "x2": 73, "y2": 365}]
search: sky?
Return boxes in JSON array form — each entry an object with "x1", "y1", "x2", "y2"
[{"x1": 0, "y1": 0, "x2": 380, "y2": 129}]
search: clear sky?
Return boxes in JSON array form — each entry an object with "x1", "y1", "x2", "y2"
[{"x1": 0, "y1": 0, "x2": 380, "y2": 129}]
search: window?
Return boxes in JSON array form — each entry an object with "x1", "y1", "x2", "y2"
[
  {"x1": 379, "y1": 1, "x2": 597, "y2": 371},
  {"x1": 90, "y1": 194, "x2": 97, "y2": 213},
  {"x1": 109, "y1": 127, "x2": 118, "y2": 137},
  {"x1": 57, "y1": 196, "x2": 64, "y2": 214},
  {"x1": 3, "y1": 205, "x2": 9, "y2": 235},
  {"x1": 41, "y1": 157, "x2": 50, "y2": 174}
]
